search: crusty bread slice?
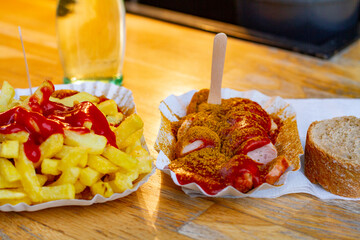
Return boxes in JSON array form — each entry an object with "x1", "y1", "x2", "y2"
[{"x1": 305, "y1": 116, "x2": 360, "y2": 198}]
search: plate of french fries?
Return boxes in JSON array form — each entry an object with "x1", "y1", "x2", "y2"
[{"x1": 0, "y1": 80, "x2": 155, "y2": 211}]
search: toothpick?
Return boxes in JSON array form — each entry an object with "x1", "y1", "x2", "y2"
[
  {"x1": 18, "y1": 26, "x2": 32, "y2": 95},
  {"x1": 208, "y1": 33, "x2": 227, "y2": 105}
]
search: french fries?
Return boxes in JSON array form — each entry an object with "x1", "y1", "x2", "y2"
[
  {"x1": 49, "y1": 92, "x2": 99, "y2": 107},
  {"x1": 0, "y1": 81, "x2": 16, "y2": 111},
  {"x1": 0, "y1": 81, "x2": 153, "y2": 206}
]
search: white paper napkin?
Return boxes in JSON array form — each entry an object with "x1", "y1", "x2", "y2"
[
  {"x1": 156, "y1": 89, "x2": 360, "y2": 200},
  {"x1": 282, "y1": 99, "x2": 360, "y2": 200}
]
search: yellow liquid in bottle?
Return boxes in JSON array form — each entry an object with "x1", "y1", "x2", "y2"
[{"x1": 56, "y1": 0, "x2": 125, "y2": 85}]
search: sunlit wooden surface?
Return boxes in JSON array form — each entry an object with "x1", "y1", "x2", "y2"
[{"x1": 0, "y1": 0, "x2": 359, "y2": 239}]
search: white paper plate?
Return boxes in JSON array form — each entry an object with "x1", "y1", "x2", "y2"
[
  {"x1": 155, "y1": 88, "x2": 302, "y2": 198},
  {"x1": 0, "y1": 82, "x2": 156, "y2": 212}
]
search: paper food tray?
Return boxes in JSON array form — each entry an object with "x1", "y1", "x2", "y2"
[
  {"x1": 155, "y1": 88, "x2": 303, "y2": 198},
  {"x1": 0, "y1": 81, "x2": 156, "y2": 212}
]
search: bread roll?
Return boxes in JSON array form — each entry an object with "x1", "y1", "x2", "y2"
[{"x1": 305, "y1": 116, "x2": 360, "y2": 198}]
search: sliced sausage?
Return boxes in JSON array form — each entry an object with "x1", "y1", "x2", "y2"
[{"x1": 247, "y1": 142, "x2": 277, "y2": 165}]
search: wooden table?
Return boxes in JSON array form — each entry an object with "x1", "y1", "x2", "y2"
[{"x1": 1, "y1": 1, "x2": 359, "y2": 239}]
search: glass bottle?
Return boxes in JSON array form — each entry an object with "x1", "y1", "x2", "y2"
[{"x1": 56, "y1": 0, "x2": 125, "y2": 85}]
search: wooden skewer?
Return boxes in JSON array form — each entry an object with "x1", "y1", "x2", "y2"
[
  {"x1": 18, "y1": 26, "x2": 32, "y2": 94},
  {"x1": 207, "y1": 33, "x2": 227, "y2": 105}
]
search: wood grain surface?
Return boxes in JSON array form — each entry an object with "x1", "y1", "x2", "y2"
[{"x1": 0, "y1": 0, "x2": 359, "y2": 239}]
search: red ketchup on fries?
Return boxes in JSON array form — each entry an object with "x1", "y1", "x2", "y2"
[{"x1": 0, "y1": 80, "x2": 116, "y2": 162}]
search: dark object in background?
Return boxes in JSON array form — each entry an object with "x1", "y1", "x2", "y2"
[
  {"x1": 138, "y1": 0, "x2": 237, "y2": 24},
  {"x1": 126, "y1": 0, "x2": 360, "y2": 59},
  {"x1": 236, "y1": 0, "x2": 360, "y2": 44}
]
